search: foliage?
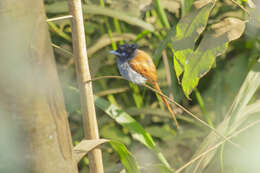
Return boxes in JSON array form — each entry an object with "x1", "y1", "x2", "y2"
[{"x1": 45, "y1": 0, "x2": 260, "y2": 172}]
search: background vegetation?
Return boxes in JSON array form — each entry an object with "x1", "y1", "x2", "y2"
[{"x1": 44, "y1": 0, "x2": 260, "y2": 172}]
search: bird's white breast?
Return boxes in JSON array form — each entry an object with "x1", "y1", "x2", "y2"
[{"x1": 117, "y1": 58, "x2": 147, "y2": 84}]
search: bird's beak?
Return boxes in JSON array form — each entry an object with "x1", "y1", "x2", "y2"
[{"x1": 109, "y1": 50, "x2": 121, "y2": 56}]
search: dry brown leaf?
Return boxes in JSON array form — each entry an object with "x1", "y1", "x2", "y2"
[
  {"x1": 73, "y1": 139, "x2": 109, "y2": 162},
  {"x1": 211, "y1": 17, "x2": 245, "y2": 41},
  {"x1": 194, "y1": 0, "x2": 215, "y2": 9}
]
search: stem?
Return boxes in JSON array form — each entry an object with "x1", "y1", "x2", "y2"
[
  {"x1": 47, "y1": 15, "x2": 73, "y2": 22},
  {"x1": 47, "y1": 21, "x2": 72, "y2": 42},
  {"x1": 113, "y1": 19, "x2": 123, "y2": 44},
  {"x1": 194, "y1": 88, "x2": 214, "y2": 128},
  {"x1": 154, "y1": 0, "x2": 170, "y2": 29},
  {"x1": 98, "y1": 0, "x2": 119, "y2": 107},
  {"x1": 99, "y1": 0, "x2": 117, "y2": 50},
  {"x1": 229, "y1": 0, "x2": 250, "y2": 14},
  {"x1": 68, "y1": 0, "x2": 104, "y2": 172},
  {"x1": 219, "y1": 144, "x2": 225, "y2": 173}
]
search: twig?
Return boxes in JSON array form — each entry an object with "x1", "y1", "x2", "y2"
[
  {"x1": 68, "y1": 0, "x2": 104, "y2": 172},
  {"x1": 192, "y1": 157, "x2": 203, "y2": 173},
  {"x1": 229, "y1": 0, "x2": 250, "y2": 14},
  {"x1": 51, "y1": 43, "x2": 75, "y2": 69},
  {"x1": 52, "y1": 43, "x2": 73, "y2": 57},
  {"x1": 48, "y1": 21, "x2": 72, "y2": 42},
  {"x1": 47, "y1": 15, "x2": 73, "y2": 22}
]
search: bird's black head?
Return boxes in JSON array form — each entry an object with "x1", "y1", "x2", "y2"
[{"x1": 110, "y1": 43, "x2": 138, "y2": 59}]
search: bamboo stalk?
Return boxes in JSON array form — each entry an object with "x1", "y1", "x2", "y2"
[{"x1": 68, "y1": 0, "x2": 104, "y2": 172}]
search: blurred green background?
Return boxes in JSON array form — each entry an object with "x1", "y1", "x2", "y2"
[{"x1": 43, "y1": 0, "x2": 260, "y2": 172}]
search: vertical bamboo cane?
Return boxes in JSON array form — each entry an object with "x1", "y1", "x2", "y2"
[{"x1": 68, "y1": 0, "x2": 104, "y2": 172}]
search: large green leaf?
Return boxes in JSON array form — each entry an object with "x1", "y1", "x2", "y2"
[
  {"x1": 45, "y1": 1, "x2": 154, "y2": 31},
  {"x1": 101, "y1": 124, "x2": 131, "y2": 145},
  {"x1": 172, "y1": 2, "x2": 215, "y2": 84},
  {"x1": 95, "y1": 96, "x2": 155, "y2": 148},
  {"x1": 184, "y1": 60, "x2": 260, "y2": 172},
  {"x1": 172, "y1": 0, "x2": 246, "y2": 98},
  {"x1": 95, "y1": 96, "x2": 172, "y2": 171},
  {"x1": 174, "y1": 16, "x2": 245, "y2": 98},
  {"x1": 183, "y1": 18, "x2": 245, "y2": 98},
  {"x1": 173, "y1": 2, "x2": 215, "y2": 50},
  {"x1": 153, "y1": 1, "x2": 214, "y2": 67}
]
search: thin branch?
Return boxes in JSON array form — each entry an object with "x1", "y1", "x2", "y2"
[
  {"x1": 229, "y1": 0, "x2": 250, "y2": 14},
  {"x1": 51, "y1": 43, "x2": 74, "y2": 69},
  {"x1": 192, "y1": 157, "x2": 203, "y2": 173},
  {"x1": 47, "y1": 15, "x2": 73, "y2": 22},
  {"x1": 52, "y1": 43, "x2": 73, "y2": 57},
  {"x1": 86, "y1": 75, "x2": 241, "y2": 149},
  {"x1": 48, "y1": 21, "x2": 72, "y2": 42}
]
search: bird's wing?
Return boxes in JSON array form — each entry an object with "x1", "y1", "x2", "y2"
[{"x1": 129, "y1": 50, "x2": 157, "y2": 83}]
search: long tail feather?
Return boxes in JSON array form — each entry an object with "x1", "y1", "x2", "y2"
[{"x1": 152, "y1": 82, "x2": 180, "y2": 129}]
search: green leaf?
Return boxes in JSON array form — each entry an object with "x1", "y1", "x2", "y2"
[
  {"x1": 45, "y1": 1, "x2": 154, "y2": 31},
  {"x1": 145, "y1": 125, "x2": 175, "y2": 141},
  {"x1": 101, "y1": 124, "x2": 131, "y2": 145},
  {"x1": 95, "y1": 96, "x2": 172, "y2": 171},
  {"x1": 173, "y1": 2, "x2": 215, "y2": 49},
  {"x1": 184, "y1": 18, "x2": 245, "y2": 98},
  {"x1": 172, "y1": 2, "x2": 215, "y2": 83},
  {"x1": 154, "y1": 0, "x2": 171, "y2": 28},
  {"x1": 181, "y1": 44, "x2": 226, "y2": 98},
  {"x1": 173, "y1": 49, "x2": 193, "y2": 83},
  {"x1": 95, "y1": 96, "x2": 155, "y2": 148},
  {"x1": 110, "y1": 141, "x2": 140, "y2": 173},
  {"x1": 174, "y1": 16, "x2": 245, "y2": 98}
]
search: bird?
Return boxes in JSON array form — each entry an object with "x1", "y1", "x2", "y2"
[{"x1": 110, "y1": 43, "x2": 179, "y2": 129}]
